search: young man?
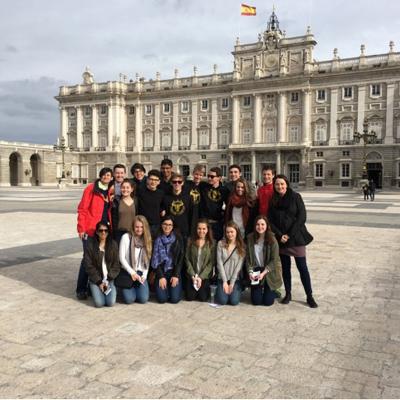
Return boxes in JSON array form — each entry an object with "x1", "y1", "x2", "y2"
[
  {"x1": 163, "y1": 173, "x2": 193, "y2": 241},
  {"x1": 184, "y1": 165, "x2": 205, "y2": 229},
  {"x1": 76, "y1": 167, "x2": 113, "y2": 300},
  {"x1": 258, "y1": 166, "x2": 275, "y2": 217},
  {"x1": 112, "y1": 164, "x2": 127, "y2": 201},
  {"x1": 130, "y1": 163, "x2": 147, "y2": 189},
  {"x1": 137, "y1": 169, "x2": 164, "y2": 238},
  {"x1": 199, "y1": 167, "x2": 229, "y2": 241},
  {"x1": 159, "y1": 158, "x2": 174, "y2": 194},
  {"x1": 224, "y1": 164, "x2": 242, "y2": 193}
]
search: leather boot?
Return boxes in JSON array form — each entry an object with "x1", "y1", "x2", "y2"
[{"x1": 281, "y1": 292, "x2": 291, "y2": 304}]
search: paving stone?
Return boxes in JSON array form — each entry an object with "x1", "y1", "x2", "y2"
[
  {"x1": 20, "y1": 357, "x2": 56, "y2": 372},
  {"x1": 69, "y1": 381, "x2": 123, "y2": 399}
]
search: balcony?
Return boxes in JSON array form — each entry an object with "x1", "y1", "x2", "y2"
[
  {"x1": 126, "y1": 146, "x2": 134, "y2": 151},
  {"x1": 143, "y1": 147, "x2": 153, "y2": 151},
  {"x1": 198, "y1": 145, "x2": 210, "y2": 150},
  {"x1": 160, "y1": 146, "x2": 172, "y2": 151},
  {"x1": 179, "y1": 146, "x2": 190, "y2": 150},
  {"x1": 339, "y1": 140, "x2": 355, "y2": 145},
  {"x1": 218, "y1": 144, "x2": 228, "y2": 149},
  {"x1": 95, "y1": 147, "x2": 106, "y2": 151},
  {"x1": 312, "y1": 141, "x2": 328, "y2": 146},
  {"x1": 83, "y1": 147, "x2": 90, "y2": 152}
]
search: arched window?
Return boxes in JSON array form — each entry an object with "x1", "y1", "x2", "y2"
[
  {"x1": 179, "y1": 128, "x2": 190, "y2": 147},
  {"x1": 368, "y1": 119, "x2": 382, "y2": 139},
  {"x1": 314, "y1": 120, "x2": 327, "y2": 142},
  {"x1": 144, "y1": 130, "x2": 153, "y2": 148},
  {"x1": 161, "y1": 129, "x2": 171, "y2": 148},
  {"x1": 219, "y1": 127, "x2": 229, "y2": 146},
  {"x1": 83, "y1": 132, "x2": 91, "y2": 149},
  {"x1": 289, "y1": 125, "x2": 300, "y2": 143},
  {"x1": 98, "y1": 131, "x2": 107, "y2": 148},
  {"x1": 199, "y1": 126, "x2": 209, "y2": 147},
  {"x1": 266, "y1": 126, "x2": 276, "y2": 143},
  {"x1": 340, "y1": 119, "x2": 354, "y2": 142},
  {"x1": 243, "y1": 128, "x2": 252, "y2": 144}
]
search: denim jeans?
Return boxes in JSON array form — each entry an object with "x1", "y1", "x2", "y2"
[
  {"x1": 155, "y1": 271, "x2": 182, "y2": 304},
  {"x1": 89, "y1": 281, "x2": 117, "y2": 308},
  {"x1": 216, "y1": 280, "x2": 241, "y2": 306},
  {"x1": 122, "y1": 280, "x2": 149, "y2": 304},
  {"x1": 250, "y1": 280, "x2": 276, "y2": 306},
  {"x1": 76, "y1": 237, "x2": 89, "y2": 294},
  {"x1": 280, "y1": 254, "x2": 313, "y2": 296}
]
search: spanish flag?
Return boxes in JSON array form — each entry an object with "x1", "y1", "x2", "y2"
[{"x1": 241, "y1": 4, "x2": 256, "y2": 16}]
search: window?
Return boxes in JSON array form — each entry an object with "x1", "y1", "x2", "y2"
[
  {"x1": 266, "y1": 127, "x2": 276, "y2": 143},
  {"x1": 221, "y1": 98, "x2": 229, "y2": 109},
  {"x1": 342, "y1": 150, "x2": 350, "y2": 156},
  {"x1": 127, "y1": 133, "x2": 134, "y2": 149},
  {"x1": 315, "y1": 123, "x2": 327, "y2": 142},
  {"x1": 161, "y1": 130, "x2": 171, "y2": 148},
  {"x1": 219, "y1": 128, "x2": 229, "y2": 146},
  {"x1": 242, "y1": 165, "x2": 251, "y2": 181},
  {"x1": 181, "y1": 101, "x2": 189, "y2": 112},
  {"x1": 340, "y1": 121, "x2": 354, "y2": 141},
  {"x1": 243, "y1": 96, "x2": 251, "y2": 107},
  {"x1": 289, "y1": 126, "x2": 300, "y2": 143},
  {"x1": 343, "y1": 87, "x2": 353, "y2": 99},
  {"x1": 163, "y1": 103, "x2": 170, "y2": 114},
  {"x1": 220, "y1": 165, "x2": 228, "y2": 178},
  {"x1": 99, "y1": 132, "x2": 107, "y2": 148},
  {"x1": 341, "y1": 163, "x2": 350, "y2": 178},
  {"x1": 316, "y1": 151, "x2": 323, "y2": 157},
  {"x1": 128, "y1": 106, "x2": 135, "y2": 115},
  {"x1": 100, "y1": 105, "x2": 107, "y2": 115},
  {"x1": 371, "y1": 84, "x2": 381, "y2": 97},
  {"x1": 243, "y1": 128, "x2": 252, "y2": 144},
  {"x1": 100, "y1": 119, "x2": 107, "y2": 126},
  {"x1": 69, "y1": 110, "x2": 76, "y2": 117},
  {"x1": 199, "y1": 128, "x2": 209, "y2": 147},
  {"x1": 289, "y1": 164, "x2": 300, "y2": 184},
  {"x1": 201, "y1": 154, "x2": 206, "y2": 160},
  {"x1": 83, "y1": 133, "x2": 91, "y2": 149},
  {"x1": 180, "y1": 129, "x2": 190, "y2": 147},
  {"x1": 315, "y1": 163, "x2": 324, "y2": 178},
  {"x1": 317, "y1": 89, "x2": 326, "y2": 102},
  {"x1": 369, "y1": 120, "x2": 382, "y2": 139},
  {"x1": 145, "y1": 105, "x2": 152, "y2": 115},
  {"x1": 201, "y1": 100, "x2": 208, "y2": 111},
  {"x1": 291, "y1": 92, "x2": 299, "y2": 103},
  {"x1": 68, "y1": 120, "x2": 76, "y2": 128},
  {"x1": 144, "y1": 131, "x2": 153, "y2": 148},
  {"x1": 84, "y1": 106, "x2": 91, "y2": 117}
]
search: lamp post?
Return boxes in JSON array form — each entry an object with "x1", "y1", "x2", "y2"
[
  {"x1": 53, "y1": 137, "x2": 69, "y2": 179},
  {"x1": 353, "y1": 119, "x2": 377, "y2": 179}
]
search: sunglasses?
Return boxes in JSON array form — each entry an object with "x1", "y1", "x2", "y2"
[
  {"x1": 97, "y1": 228, "x2": 108, "y2": 233},
  {"x1": 207, "y1": 174, "x2": 217, "y2": 179},
  {"x1": 172, "y1": 180, "x2": 183, "y2": 184}
]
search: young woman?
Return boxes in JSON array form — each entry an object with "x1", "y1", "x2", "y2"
[
  {"x1": 225, "y1": 178, "x2": 257, "y2": 238},
  {"x1": 185, "y1": 219, "x2": 216, "y2": 302},
  {"x1": 117, "y1": 215, "x2": 152, "y2": 304},
  {"x1": 84, "y1": 221, "x2": 120, "y2": 308},
  {"x1": 268, "y1": 174, "x2": 318, "y2": 308},
  {"x1": 151, "y1": 215, "x2": 184, "y2": 303},
  {"x1": 215, "y1": 221, "x2": 246, "y2": 306},
  {"x1": 112, "y1": 178, "x2": 138, "y2": 243},
  {"x1": 246, "y1": 215, "x2": 283, "y2": 306}
]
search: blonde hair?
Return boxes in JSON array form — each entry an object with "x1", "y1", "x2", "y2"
[{"x1": 131, "y1": 215, "x2": 153, "y2": 259}]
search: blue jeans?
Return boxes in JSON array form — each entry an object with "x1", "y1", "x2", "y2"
[
  {"x1": 89, "y1": 281, "x2": 117, "y2": 308},
  {"x1": 155, "y1": 271, "x2": 182, "y2": 304},
  {"x1": 250, "y1": 281, "x2": 276, "y2": 306},
  {"x1": 280, "y1": 254, "x2": 313, "y2": 296},
  {"x1": 216, "y1": 280, "x2": 241, "y2": 306},
  {"x1": 122, "y1": 281, "x2": 149, "y2": 304},
  {"x1": 76, "y1": 237, "x2": 89, "y2": 294}
]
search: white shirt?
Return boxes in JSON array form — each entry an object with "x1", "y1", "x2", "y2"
[
  {"x1": 232, "y1": 207, "x2": 245, "y2": 237},
  {"x1": 119, "y1": 233, "x2": 148, "y2": 279},
  {"x1": 100, "y1": 249, "x2": 108, "y2": 281}
]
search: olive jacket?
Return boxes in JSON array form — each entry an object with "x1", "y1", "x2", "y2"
[{"x1": 185, "y1": 241, "x2": 216, "y2": 280}]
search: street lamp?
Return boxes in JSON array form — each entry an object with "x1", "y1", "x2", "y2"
[
  {"x1": 53, "y1": 137, "x2": 70, "y2": 179},
  {"x1": 353, "y1": 119, "x2": 377, "y2": 179}
]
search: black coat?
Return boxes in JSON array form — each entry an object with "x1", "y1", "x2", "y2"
[
  {"x1": 268, "y1": 188, "x2": 313, "y2": 248},
  {"x1": 153, "y1": 235, "x2": 185, "y2": 280}
]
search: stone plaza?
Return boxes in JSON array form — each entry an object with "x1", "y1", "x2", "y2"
[{"x1": 0, "y1": 187, "x2": 399, "y2": 398}]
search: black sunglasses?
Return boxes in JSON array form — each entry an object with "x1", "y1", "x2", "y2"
[{"x1": 97, "y1": 228, "x2": 108, "y2": 233}]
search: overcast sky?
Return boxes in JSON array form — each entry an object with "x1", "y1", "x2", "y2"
[{"x1": 0, "y1": 0, "x2": 398, "y2": 144}]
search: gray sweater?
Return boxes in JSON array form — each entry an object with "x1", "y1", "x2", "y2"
[{"x1": 216, "y1": 240, "x2": 245, "y2": 284}]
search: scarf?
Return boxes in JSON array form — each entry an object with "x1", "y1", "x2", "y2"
[
  {"x1": 226, "y1": 193, "x2": 250, "y2": 228},
  {"x1": 129, "y1": 235, "x2": 149, "y2": 271},
  {"x1": 152, "y1": 232, "x2": 176, "y2": 272}
]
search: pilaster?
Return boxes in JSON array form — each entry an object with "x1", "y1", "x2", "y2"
[
  {"x1": 76, "y1": 106, "x2": 83, "y2": 149},
  {"x1": 254, "y1": 94, "x2": 262, "y2": 143},
  {"x1": 302, "y1": 89, "x2": 311, "y2": 145},
  {"x1": 357, "y1": 86, "x2": 366, "y2": 133},
  {"x1": 172, "y1": 102, "x2": 179, "y2": 151},
  {"x1": 211, "y1": 99, "x2": 218, "y2": 149},
  {"x1": 276, "y1": 150, "x2": 281, "y2": 174},
  {"x1": 60, "y1": 107, "x2": 68, "y2": 146},
  {"x1": 278, "y1": 92, "x2": 287, "y2": 143},
  {"x1": 134, "y1": 102, "x2": 142, "y2": 152},
  {"x1": 329, "y1": 88, "x2": 338, "y2": 146},
  {"x1": 154, "y1": 103, "x2": 160, "y2": 151},
  {"x1": 232, "y1": 96, "x2": 240, "y2": 144},
  {"x1": 91, "y1": 105, "x2": 98, "y2": 150},
  {"x1": 251, "y1": 151, "x2": 257, "y2": 184},
  {"x1": 191, "y1": 100, "x2": 198, "y2": 150},
  {"x1": 107, "y1": 102, "x2": 113, "y2": 151},
  {"x1": 385, "y1": 83, "x2": 395, "y2": 144}
]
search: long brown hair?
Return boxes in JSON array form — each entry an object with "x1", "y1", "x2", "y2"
[
  {"x1": 253, "y1": 215, "x2": 275, "y2": 245},
  {"x1": 131, "y1": 215, "x2": 152, "y2": 258},
  {"x1": 224, "y1": 220, "x2": 246, "y2": 258},
  {"x1": 188, "y1": 219, "x2": 214, "y2": 247}
]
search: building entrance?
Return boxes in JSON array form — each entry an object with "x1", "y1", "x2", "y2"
[
  {"x1": 9, "y1": 152, "x2": 22, "y2": 186},
  {"x1": 367, "y1": 162, "x2": 382, "y2": 189},
  {"x1": 30, "y1": 154, "x2": 41, "y2": 186}
]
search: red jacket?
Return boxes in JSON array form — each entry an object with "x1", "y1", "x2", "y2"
[
  {"x1": 77, "y1": 181, "x2": 112, "y2": 237},
  {"x1": 257, "y1": 183, "x2": 274, "y2": 217}
]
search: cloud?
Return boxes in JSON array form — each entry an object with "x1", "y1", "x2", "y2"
[{"x1": 5, "y1": 45, "x2": 17, "y2": 53}]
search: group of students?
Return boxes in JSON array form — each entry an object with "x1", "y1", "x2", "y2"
[{"x1": 76, "y1": 160, "x2": 318, "y2": 309}]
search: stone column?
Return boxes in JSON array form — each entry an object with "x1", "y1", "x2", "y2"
[
  {"x1": 119, "y1": 102, "x2": 127, "y2": 150},
  {"x1": 154, "y1": 103, "x2": 160, "y2": 151},
  {"x1": 251, "y1": 151, "x2": 257, "y2": 184},
  {"x1": 59, "y1": 107, "x2": 68, "y2": 146},
  {"x1": 211, "y1": 99, "x2": 218, "y2": 149},
  {"x1": 254, "y1": 94, "x2": 262, "y2": 143},
  {"x1": 385, "y1": 83, "x2": 395, "y2": 144},
  {"x1": 357, "y1": 85, "x2": 366, "y2": 133},
  {"x1": 276, "y1": 150, "x2": 281, "y2": 174},
  {"x1": 172, "y1": 101, "x2": 179, "y2": 151},
  {"x1": 91, "y1": 105, "x2": 98, "y2": 150},
  {"x1": 329, "y1": 88, "x2": 338, "y2": 146},
  {"x1": 232, "y1": 96, "x2": 240, "y2": 144},
  {"x1": 134, "y1": 102, "x2": 142, "y2": 152},
  {"x1": 76, "y1": 106, "x2": 83, "y2": 149},
  {"x1": 107, "y1": 102, "x2": 113, "y2": 151},
  {"x1": 302, "y1": 89, "x2": 311, "y2": 145},
  {"x1": 278, "y1": 92, "x2": 287, "y2": 143},
  {"x1": 191, "y1": 100, "x2": 198, "y2": 150}
]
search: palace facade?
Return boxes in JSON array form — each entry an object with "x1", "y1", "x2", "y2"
[{"x1": 2, "y1": 12, "x2": 400, "y2": 188}]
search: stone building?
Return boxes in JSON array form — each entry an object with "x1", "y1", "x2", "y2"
[{"x1": 2, "y1": 12, "x2": 400, "y2": 188}]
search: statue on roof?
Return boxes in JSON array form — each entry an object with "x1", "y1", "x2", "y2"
[{"x1": 82, "y1": 66, "x2": 94, "y2": 85}]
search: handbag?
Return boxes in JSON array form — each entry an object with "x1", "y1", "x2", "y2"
[{"x1": 114, "y1": 268, "x2": 134, "y2": 289}]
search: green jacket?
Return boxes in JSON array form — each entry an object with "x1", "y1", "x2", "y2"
[
  {"x1": 185, "y1": 241, "x2": 216, "y2": 280},
  {"x1": 246, "y1": 232, "x2": 282, "y2": 290}
]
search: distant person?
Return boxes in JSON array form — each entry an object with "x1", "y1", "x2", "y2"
[
  {"x1": 268, "y1": 175, "x2": 318, "y2": 308},
  {"x1": 362, "y1": 183, "x2": 369, "y2": 201},
  {"x1": 185, "y1": 219, "x2": 216, "y2": 302},
  {"x1": 117, "y1": 215, "x2": 152, "y2": 304},
  {"x1": 131, "y1": 163, "x2": 147, "y2": 189},
  {"x1": 368, "y1": 179, "x2": 376, "y2": 201},
  {"x1": 159, "y1": 158, "x2": 174, "y2": 194},
  {"x1": 76, "y1": 167, "x2": 113, "y2": 300},
  {"x1": 246, "y1": 215, "x2": 282, "y2": 306},
  {"x1": 151, "y1": 216, "x2": 184, "y2": 304},
  {"x1": 257, "y1": 166, "x2": 275, "y2": 217},
  {"x1": 84, "y1": 221, "x2": 120, "y2": 308}
]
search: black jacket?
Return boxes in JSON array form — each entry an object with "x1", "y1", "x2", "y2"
[
  {"x1": 84, "y1": 237, "x2": 120, "y2": 285},
  {"x1": 268, "y1": 188, "x2": 313, "y2": 248},
  {"x1": 153, "y1": 235, "x2": 185, "y2": 280}
]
